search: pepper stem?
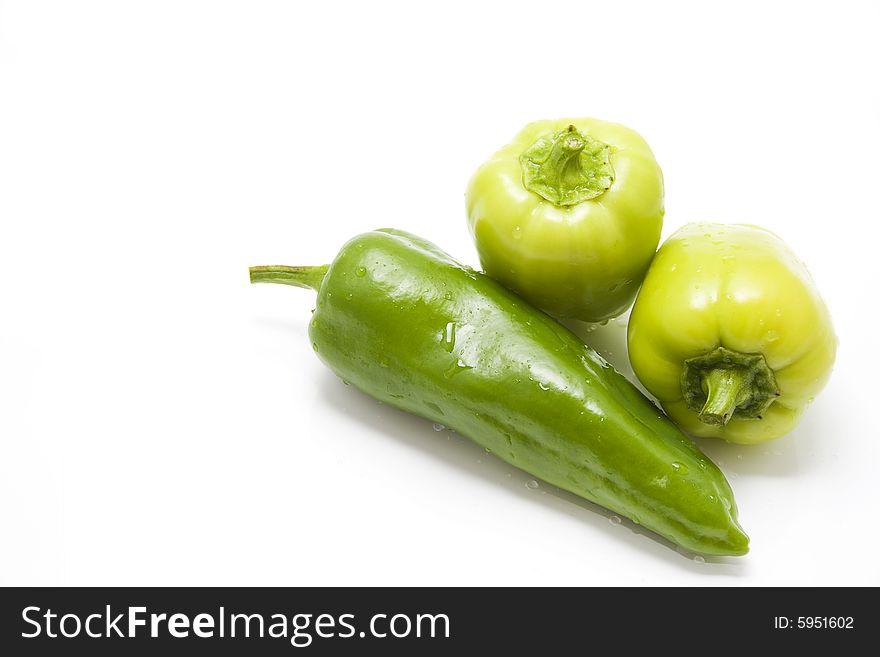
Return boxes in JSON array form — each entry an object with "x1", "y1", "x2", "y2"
[
  {"x1": 698, "y1": 367, "x2": 751, "y2": 425},
  {"x1": 681, "y1": 347, "x2": 780, "y2": 426},
  {"x1": 519, "y1": 124, "x2": 615, "y2": 206},
  {"x1": 248, "y1": 265, "x2": 328, "y2": 291},
  {"x1": 539, "y1": 125, "x2": 587, "y2": 185}
]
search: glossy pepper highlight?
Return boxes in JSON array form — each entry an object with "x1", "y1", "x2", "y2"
[
  {"x1": 627, "y1": 223, "x2": 836, "y2": 444},
  {"x1": 250, "y1": 229, "x2": 748, "y2": 555},
  {"x1": 465, "y1": 118, "x2": 664, "y2": 322}
]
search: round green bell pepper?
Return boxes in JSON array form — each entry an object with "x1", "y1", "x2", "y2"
[
  {"x1": 627, "y1": 223, "x2": 837, "y2": 444},
  {"x1": 465, "y1": 118, "x2": 665, "y2": 322}
]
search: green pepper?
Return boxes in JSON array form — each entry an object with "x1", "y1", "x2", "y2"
[
  {"x1": 250, "y1": 229, "x2": 748, "y2": 556},
  {"x1": 627, "y1": 223, "x2": 837, "y2": 444},
  {"x1": 465, "y1": 118, "x2": 664, "y2": 322}
]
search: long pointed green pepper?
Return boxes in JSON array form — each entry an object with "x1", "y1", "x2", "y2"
[{"x1": 251, "y1": 229, "x2": 748, "y2": 556}]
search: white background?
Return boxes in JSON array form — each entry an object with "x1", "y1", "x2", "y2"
[{"x1": 1, "y1": 0, "x2": 878, "y2": 586}]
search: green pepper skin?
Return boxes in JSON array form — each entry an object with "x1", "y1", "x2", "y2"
[{"x1": 251, "y1": 230, "x2": 748, "y2": 556}]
